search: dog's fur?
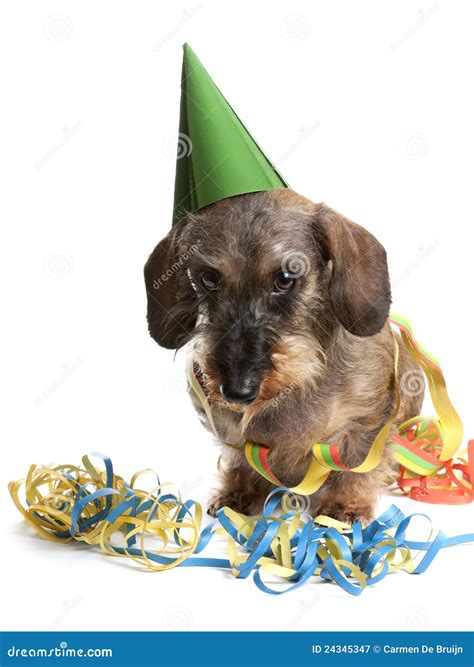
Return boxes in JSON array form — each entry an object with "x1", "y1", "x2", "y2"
[{"x1": 144, "y1": 190, "x2": 424, "y2": 522}]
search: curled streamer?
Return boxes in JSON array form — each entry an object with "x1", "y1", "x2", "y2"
[{"x1": 9, "y1": 454, "x2": 473, "y2": 596}]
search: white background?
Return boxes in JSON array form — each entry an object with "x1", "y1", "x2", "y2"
[{"x1": 1, "y1": 0, "x2": 473, "y2": 632}]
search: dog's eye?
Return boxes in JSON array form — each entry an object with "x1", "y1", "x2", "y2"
[
  {"x1": 200, "y1": 269, "x2": 220, "y2": 291},
  {"x1": 273, "y1": 270, "x2": 295, "y2": 294}
]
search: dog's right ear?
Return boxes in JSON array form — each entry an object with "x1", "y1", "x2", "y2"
[
  {"x1": 144, "y1": 220, "x2": 198, "y2": 349},
  {"x1": 313, "y1": 206, "x2": 391, "y2": 337}
]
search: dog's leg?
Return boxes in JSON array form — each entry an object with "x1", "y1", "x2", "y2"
[
  {"x1": 310, "y1": 427, "x2": 393, "y2": 524},
  {"x1": 311, "y1": 467, "x2": 386, "y2": 524},
  {"x1": 207, "y1": 460, "x2": 273, "y2": 517}
]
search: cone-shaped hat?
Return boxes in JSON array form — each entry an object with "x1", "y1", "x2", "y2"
[{"x1": 172, "y1": 43, "x2": 288, "y2": 226}]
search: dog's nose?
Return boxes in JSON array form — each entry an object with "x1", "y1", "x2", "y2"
[{"x1": 220, "y1": 380, "x2": 259, "y2": 405}]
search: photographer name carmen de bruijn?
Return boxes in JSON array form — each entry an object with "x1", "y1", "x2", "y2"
[
  {"x1": 311, "y1": 644, "x2": 464, "y2": 656},
  {"x1": 383, "y1": 644, "x2": 463, "y2": 655}
]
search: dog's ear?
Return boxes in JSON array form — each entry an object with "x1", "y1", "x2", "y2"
[
  {"x1": 144, "y1": 220, "x2": 198, "y2": 349},
  {"x1": 313, "y1": 207, "x2": 391, "y2": 336}
]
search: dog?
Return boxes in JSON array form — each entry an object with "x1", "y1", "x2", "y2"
[{"x1": 144, "y1": 190, "x2": 424, "y2": 522}]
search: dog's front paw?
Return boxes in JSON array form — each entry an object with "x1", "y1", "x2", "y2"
[
  {"x1": 313, "y1": 500, "x2": 374, "y2": 525},
  {"x1": 207, "y1": 491, "x2": 258, "y2": 517}
]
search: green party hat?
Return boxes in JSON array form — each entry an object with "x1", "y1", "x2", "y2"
[{"x1": 172, "y1": 43, "x2": 288, "y2": 226}]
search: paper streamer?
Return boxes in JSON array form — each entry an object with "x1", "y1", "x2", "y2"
[{"x1": 9, "y1": 454, "x2": 473, "y2": 595}]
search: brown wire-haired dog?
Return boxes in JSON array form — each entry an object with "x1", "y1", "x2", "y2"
[{"x1": 144, "y1": 190, "x2": 424, "y2": 522}]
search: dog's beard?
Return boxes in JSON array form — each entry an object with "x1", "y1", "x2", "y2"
[{"x1": 262, "y1": 333, "x2": 326, "y2": 403}]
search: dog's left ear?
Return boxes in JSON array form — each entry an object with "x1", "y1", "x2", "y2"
[
  {"x1": 144, "y1": 219, "x2": 198, "y2": 349},
  {"x1": 313, "y1": 206, "x2": 391, "y2": 336}
]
